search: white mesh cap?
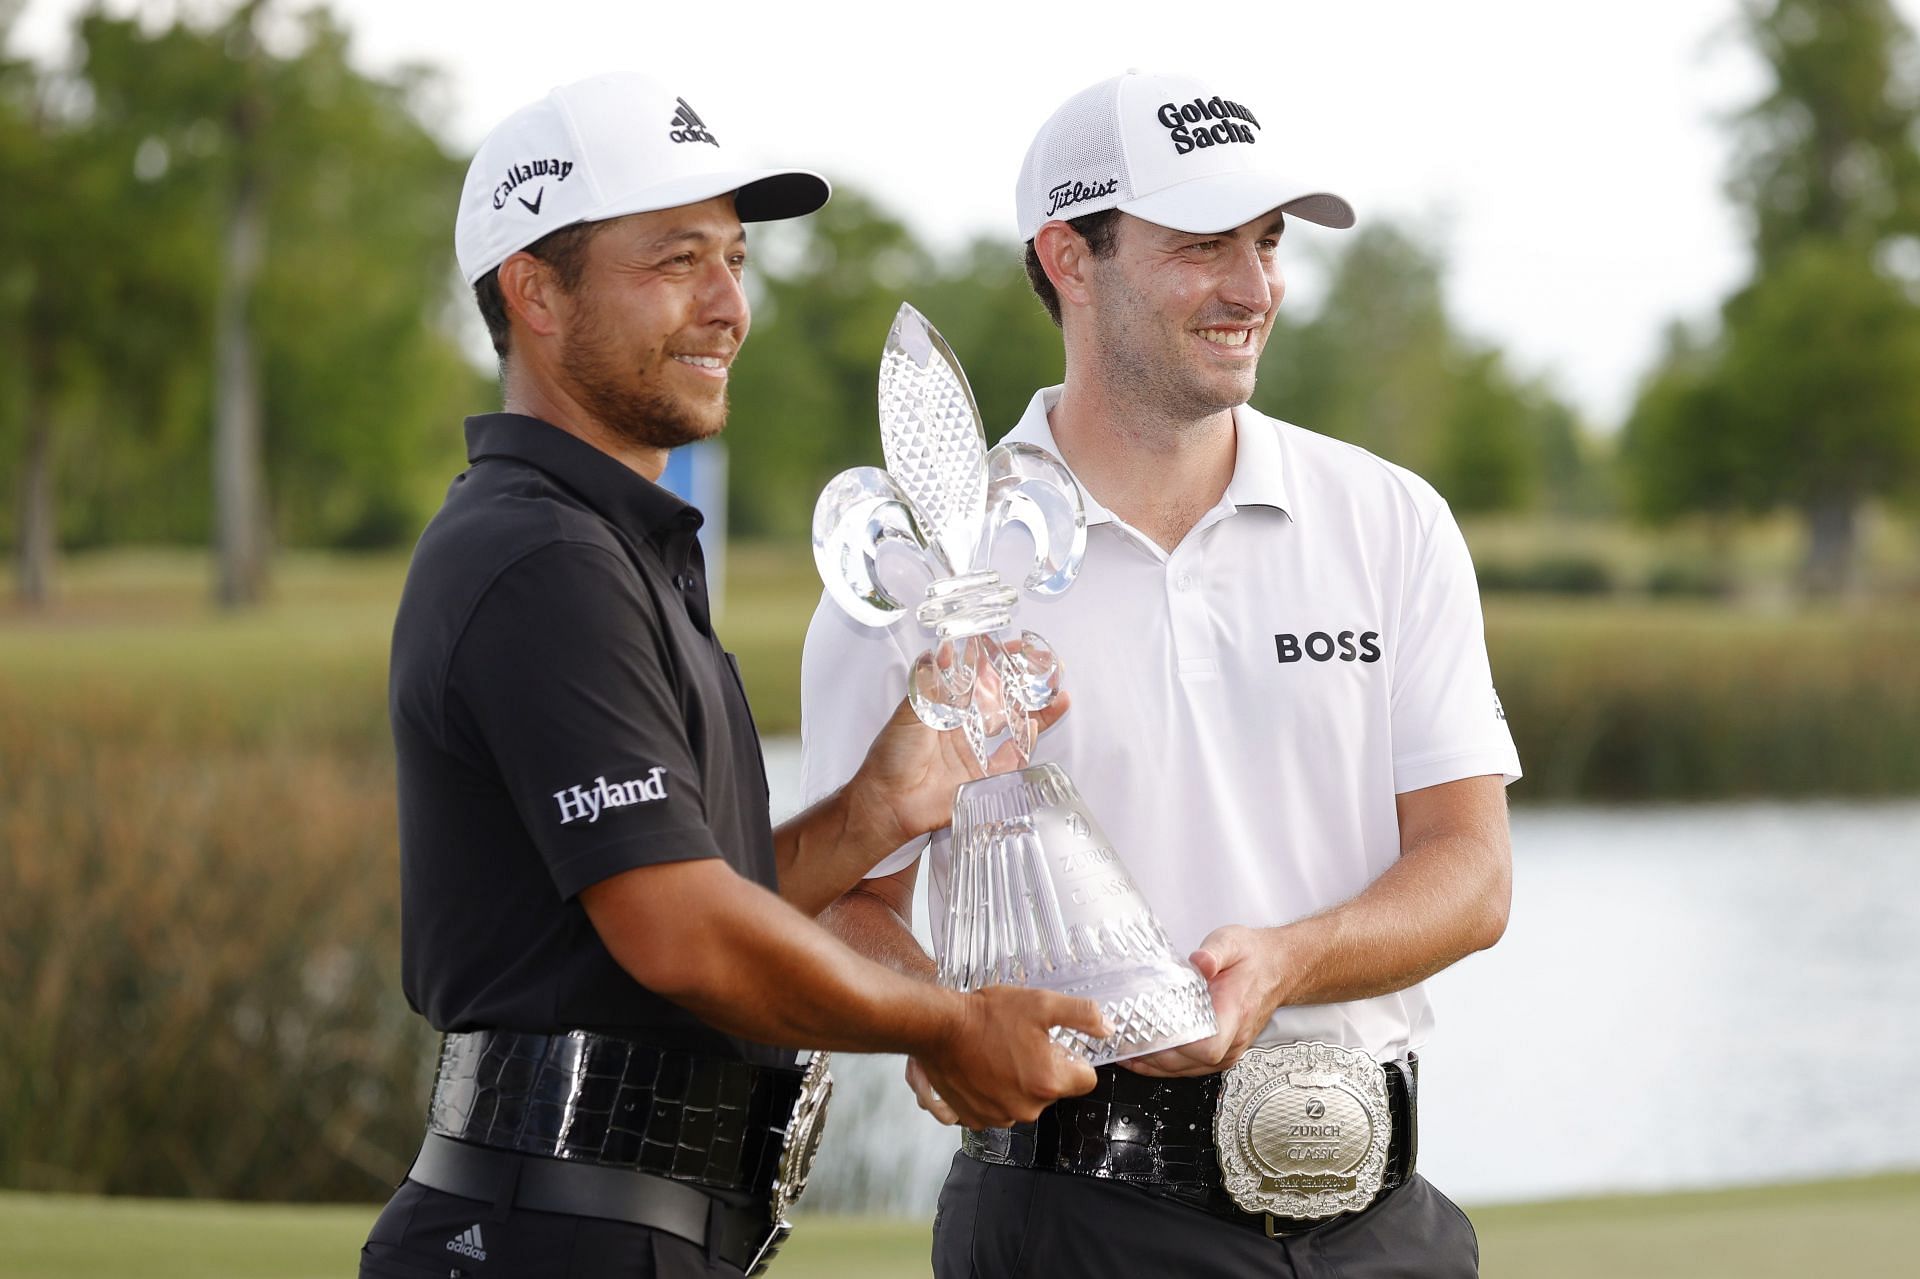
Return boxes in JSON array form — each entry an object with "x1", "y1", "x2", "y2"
[
  {"x1": 1015, "y1": 71, "x2": 1354, "y2": 242},
  {"x1": 455, "y1": 72, "x2": 829, "y2": 284}
]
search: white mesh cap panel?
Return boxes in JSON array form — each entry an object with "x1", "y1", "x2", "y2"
[{"x1": 1015, "y1": 77, "x2": 1133, "y2": 240}]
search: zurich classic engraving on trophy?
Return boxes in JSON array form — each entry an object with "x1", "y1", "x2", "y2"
[{"x1": 812, "y1": 302, "x2": 1216, "y2": 1065}]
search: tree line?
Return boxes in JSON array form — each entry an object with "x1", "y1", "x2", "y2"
[{"x1": 3, "y1": 0, "x2": 1917, "y2": 604}]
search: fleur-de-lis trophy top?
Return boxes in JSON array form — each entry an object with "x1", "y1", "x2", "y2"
[{"x1": 813, "y1": 303, "x2": 1087, "y2": 771}]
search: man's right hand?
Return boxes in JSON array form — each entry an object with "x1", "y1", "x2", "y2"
[{"x1": 911, "y1": 986, "x2": 1107, "y2": 1130}]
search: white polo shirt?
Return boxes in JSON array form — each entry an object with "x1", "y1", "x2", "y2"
[{"x1": 799, "y1": 386, "x2": 1521, "y2": 1060}]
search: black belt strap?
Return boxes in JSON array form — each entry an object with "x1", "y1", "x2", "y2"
[{"x1": 408, "y1": 1133, "x2": 776, "y2": 1272}]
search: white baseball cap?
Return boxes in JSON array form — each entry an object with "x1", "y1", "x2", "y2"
[
  {"x1": 1015, "y1": 71, "x2": 1354, "y2": 242},
  {"x1": 454, "y1": 72, "x2": 830, "y2": 284}
]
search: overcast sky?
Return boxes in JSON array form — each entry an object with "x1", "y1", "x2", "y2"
[{"x1": 16, "y1": 0, "x2": 1918, "y2": 427}]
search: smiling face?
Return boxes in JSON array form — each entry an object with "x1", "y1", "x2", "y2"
[
  {"x1": 549, "y1": 195, "x2": 751, "y2": 451},
  {"x1": 1081, "y1": 210, "x2": 1286, "y2": 420}
]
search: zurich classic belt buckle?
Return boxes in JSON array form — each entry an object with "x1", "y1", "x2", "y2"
[
  {"x1": 751, "y1": 1050, "x2": 834, "y2": 1275},
  {"x1": 1213, "y1": 1041, "x2": 1391, "y2": 1225}
]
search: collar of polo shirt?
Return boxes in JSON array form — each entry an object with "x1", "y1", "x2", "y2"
[
  {"x1": 463, "y1": 413, "x2": 702, "y2": 545},
  {"x1": 1000, "y1": 386, "x2": 1296, "y2": 531}
]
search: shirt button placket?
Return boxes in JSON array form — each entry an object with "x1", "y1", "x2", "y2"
[{"x1": 1168, "y1": 557, "x2": 1218, "y2": 680}]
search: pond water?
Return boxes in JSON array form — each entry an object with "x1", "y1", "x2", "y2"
[{"x1": 760, "y1": 740, "x2": 1920, "y2": 1214}]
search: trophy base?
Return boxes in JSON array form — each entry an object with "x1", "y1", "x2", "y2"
[{"x1": 1044, "y1": 958, "x2": 1218, "y2": 1067}]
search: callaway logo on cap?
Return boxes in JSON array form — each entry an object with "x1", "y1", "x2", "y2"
[
  {"x1": 454, "y1": 71, "x2": 830, "y2": 285},
  {"x1": 1015, "y1": 70, "x2": 1355, "y2": 241}
]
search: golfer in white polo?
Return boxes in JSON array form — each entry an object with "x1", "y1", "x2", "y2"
[{"x1": 800, "y1": 70, "x2": 1521, "y2": 1278}]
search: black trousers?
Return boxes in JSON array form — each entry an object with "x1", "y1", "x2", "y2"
[
  {"x1": 932, "y1": 1152, "x2": 1480, "y2": 1279},
  {"x1": 358, "y1": 1179, "x2": 744, "y2": 1279}
]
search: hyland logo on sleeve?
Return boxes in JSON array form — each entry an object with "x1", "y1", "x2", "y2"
[
  {"x1": 553, "y1": 767, "x2": 669, "y2": 825},
  {"x1": 1275, "y1": 630, "x2": 1382, "y2": 664},
  {"x1": 492, "y1": 157, "x2": 574, "y2": 213},
  {"x1": 1156, "y1": 94, "x2": 1261, "y2": 155},
  {"x1": 668, "y1": 97, "x2": 719, "y2": 146},
  {"x1": 1047, "y1": 175, "x2": 1120, "y2": 217}
]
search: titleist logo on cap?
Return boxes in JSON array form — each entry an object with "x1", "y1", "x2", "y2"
[
  {"x1": 1156, "y1": 94, "x2": 1261, "y2": 155},
  {"x1": 1047, "y1": 176, "x2": 1120, "y2": 218}
]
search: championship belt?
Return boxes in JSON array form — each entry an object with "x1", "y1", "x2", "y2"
[
  {"x1": 750, "y1": 1050, "x2": 834, "y2": 1275},
  {"x1": 1213, "y1": 1041, "x2": 1393, "y2": 1222}
]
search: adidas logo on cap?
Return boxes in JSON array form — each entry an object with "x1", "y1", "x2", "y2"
[
  {"x1": 446, "y1": 1224, "x2": 487, "y2": 1261},
  {"x1": 668, "y1": 97, "x2": 718, "y2": 146}
]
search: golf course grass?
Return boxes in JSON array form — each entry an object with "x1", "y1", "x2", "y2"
[{"x1": 3, "y1": 1173, "x2": 1915, "y2": 1278}]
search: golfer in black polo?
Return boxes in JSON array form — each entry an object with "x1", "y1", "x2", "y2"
[{"x1": 358, "y1": 72, "x2": 1107, "y2": 1279}]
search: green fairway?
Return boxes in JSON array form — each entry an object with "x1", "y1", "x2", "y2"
[{"x1": 3, "y1": 1174, "x2": 1915, "y2": 1278}]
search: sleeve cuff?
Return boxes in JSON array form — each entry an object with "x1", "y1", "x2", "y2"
[
  {"x1": 1393, "y1": 746, "x2": 1523, "y2": 795},
  {"x1": 548, "y1": 826, "x2": 727, "y2": 901},
  {"x1": 863, "y1": 835, "x2": 928, "y2": 881}
]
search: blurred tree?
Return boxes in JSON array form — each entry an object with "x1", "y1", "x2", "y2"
[
  {"x1": 1255, "y1": 222, "x2": 1579, "y2": 514},
  {"x1": 1720, "y1": 240, "x2": 1920, "y2": 585},
  {"x1": 1625, "y1": 0, "x2": 1920, "y2": 592},
  {"x1": 910, "y1": 237, "x2": 1064, "y2": 441},
  {"x1": 1732, "y1": 0, "x2": 1920, "y2": 268},
  {"x1": 0, "y1": 29, "x2": 203, "y2": 605},
  {"x1": 1623, "y1": 321, "x2": 1756, "y2": 523},
  {"x1": 1259, "y1": 223, "x2": 1456, "y2": 467},
  {"x1": 0, "y1": 2, "x2": 478, "y2": 601}
]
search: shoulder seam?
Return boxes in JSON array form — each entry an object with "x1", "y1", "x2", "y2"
[{"x1": 1269, "y1": 417, "x2": 1446, "y2": 528}]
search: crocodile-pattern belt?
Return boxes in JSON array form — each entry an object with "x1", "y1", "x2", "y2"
[
  {"x1": 427, "y1": 1029, "x2": 803, "y2": 1197},
  {"x1": 961, "y1": 1055, "x2": 1418, "y2": 1234}
]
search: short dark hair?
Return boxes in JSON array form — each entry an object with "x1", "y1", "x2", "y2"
[
  {"x1": 1023, "y1": 209, "x2": 1123, "y2": 327},
  {"x1": 473, "y1": 220, "x2": 605, "y2": 363}
]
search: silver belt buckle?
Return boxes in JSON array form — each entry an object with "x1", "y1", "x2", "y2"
[
  {"x1": 1213, "y1": 1041, "x2": 1392, "y2": 1222},
  {"x1": 751, "y1": 1048, "x2": 833, "y2": 1274}
]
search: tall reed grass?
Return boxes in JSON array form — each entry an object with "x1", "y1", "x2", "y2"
[
  {"x1": 0, "y1": 663, "x2": 431, "y2": 1202},
  {"x1": 1490, "y1": 602, "x2": 1920, "y2": 798}
]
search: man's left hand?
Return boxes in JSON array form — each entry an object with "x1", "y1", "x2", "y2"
[{"x1": 1121, "y1": 924, "x2": 1281, "y2": 1078}]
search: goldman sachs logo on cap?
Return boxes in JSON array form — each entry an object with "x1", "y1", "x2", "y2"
[{"x1": 1157, "y1": 94, "x2": 1261, "y2": 155}]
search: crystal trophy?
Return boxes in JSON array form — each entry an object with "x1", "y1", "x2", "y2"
[{"x1": 811, "y1": 303, "x2": 1216, "y2": 1065}]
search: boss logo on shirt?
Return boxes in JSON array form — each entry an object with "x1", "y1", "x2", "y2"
[
  {"x1": 1275, "y1": 630, "x2": 1383, "y2": 664},
  {"x1": 553, "y1": 767, "x2": 669, "y2": 825}
]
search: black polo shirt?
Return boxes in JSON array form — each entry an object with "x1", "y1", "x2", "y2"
[{"x1": 389, "y1": 412, "x2": 786, "y2": 1066}]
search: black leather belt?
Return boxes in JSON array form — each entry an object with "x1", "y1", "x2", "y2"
[
  {"x1": 408, "y1": 1132, "x2": 781, "y2": 1273},
  {"x1": 426, "y1": 1029, "x2": 802, "y2": 1195},
  {"x1": 411, "y1": 1029, "x2": 806, "y2": 1274},
  {"x1": 962, "y1": 1055, "x2": 1418, "y2": 1235}
]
